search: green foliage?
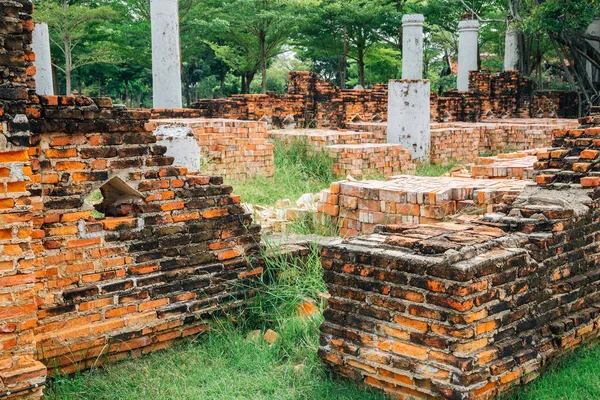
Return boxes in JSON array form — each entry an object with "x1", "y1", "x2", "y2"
[{"x1": 414, "y1": 161, "x2": 459, "y2": 177}]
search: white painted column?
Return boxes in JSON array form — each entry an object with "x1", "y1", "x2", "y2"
[
  {"x1": 457, "y1": 18, "x2": 479, "y2": 92},
  {"x1": 586, "y1": 17, "x2": 600, "y2": 84},
  {"x1": 504, "y1": 26, "x2": 519, "y2": 71},
  {"x1": 150, "y1": 0, "x2": 183, "y2": 108},
  {"x1": 402, "y1": 14, "x2": 425, "y2": 80},
  {"x1": 387, "y1": 80, "x2": 431, "y2": 160},
  {"x1": 32, "y1": 23, "x2": 54, "y2": 96}
]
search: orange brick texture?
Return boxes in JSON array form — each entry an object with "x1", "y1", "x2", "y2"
[
  {"x1": 0, "y1": 1, "x2": 47, "y2": 398},
  {"x1": 316, "y1": 176, "x2": 527, "y2": 236},
  {"x1": 348, "y1": 119, "x2": 578, "y2": 166},
  {"x1": 25, "y1": 97, "x2": 262, "y2": 377},
  {"x1": 0, "y1": 3, "x2": 264, "y2": 398},
  {"x1": 152, "y1": 118, "x2": 274, "y2": 181},
  {"x1": 318, "y1": 117, "x2": 600, "y2": 399},
  {"x1": 191, "y1": 71, "x2": 578, "y2": 128}
]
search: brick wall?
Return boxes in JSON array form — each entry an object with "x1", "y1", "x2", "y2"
[
  {"x1": 0, "y1": 1, "x2": 47, "y2": 398},
  {"x1": 191, "y1": 71, "x2": 579, "y2": 128},
  {"x1": 152, "y1": 118, "x2": 275, "y2": 182},
  {"x1": 318, "y1": 115, "x2": 600, "y2": 399},
  {"x1": 24, "y1": 96, "x2": 262, "y2": 376}
]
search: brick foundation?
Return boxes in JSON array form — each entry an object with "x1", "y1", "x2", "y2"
[{"x1": 318, "y1": 115, "x2": 600, "y2": 399}]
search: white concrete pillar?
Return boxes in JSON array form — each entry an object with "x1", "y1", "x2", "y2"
[
  {"x1": 586, "y1": 17, "x2": 600, "y2": 83},
  {"x1": 457, "y1": 18, "x2": 479, "y2": 92},
  {"x1": 504, "y1": 26, "x2": 519, "y2": 71},
  {"x1": 151, "y1": 0, "x2": 183, "y2": 108},
  {"x1": 32, "y1": 23, "x2": 54, "y2": 96},
  {"x1": 387, "y1": 80, "x2": 431, "y2": 160},
  {"x1": 402, "y1": 14, "x2": 425, "y2": 80}
]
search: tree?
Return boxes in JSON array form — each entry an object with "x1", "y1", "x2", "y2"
[{"x1": 34, "y1": 0, "x2": 119, "y2": 95}]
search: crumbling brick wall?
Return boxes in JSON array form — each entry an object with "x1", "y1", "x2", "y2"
[
  {"x1": 0, "y1": 3, "x2": 264, "y2": 398},
  {"x1": 318, "y1": 116, "x2": 600, "y2": 399},
  {"x1": 0, "y1": 1, "x2": 47, "y2": 397},
  {"x1": 191, "y1": 71, "x2": 578, "y2": 127},
  {"x1": 25, "y1": 95, "x2": 262, "y2": 375}
]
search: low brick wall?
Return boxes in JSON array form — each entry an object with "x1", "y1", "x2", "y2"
[
  {"x1": 347, "y1": 119, "x2": 578, "y2": 165},
  {"x1": 317, "y1": 176, "x2": 527, "y2": 236},
  {"x1": 327, "y1": 144, "x2": 415, "y2": 178},
  {"x1": 152, "y1": 118, "x2": 275, "y2": 181}
]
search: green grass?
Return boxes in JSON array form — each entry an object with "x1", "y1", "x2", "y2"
[
  {"x1": 414, "y1": 161, "x2": 459, "y2": 177},
  {"x1": 504, "y1": 343, "x2": 600, "y2": 400},
  {"x1": 230, "y1": 138, "x2": 337, "y2": 207}
]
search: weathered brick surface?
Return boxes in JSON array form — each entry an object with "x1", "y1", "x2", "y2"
[
  {"x1": 24, "y1": 98, "x2": 262, "y2": 375},
  {"x1": 0, "y1": 4, "x2": 264, "y2": 398},
  {"x1": 191, "y1": 71, "x2": 578, "y2": 128},
  {"x1": 319, "y1": 116, "x2": 600, "y2": 399},
  {"x1": 0, "y1": 1, "x2": 47, "y2": 398},
  {"x1": 151, "y1": 118, "x2": 274, "y2": 181},
  {"x1": 317, "y1": 176, "x2": 527, "y2": 236},
  {"x1": 348, "y1": 119, "x2": 578, "y2": 165}
]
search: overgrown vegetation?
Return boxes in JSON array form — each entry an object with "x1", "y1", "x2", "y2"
[
  {"x1": 45, "y1": 246, "x2": 385, "y2": 400},
  {"x1": 230, "y1": 138, "x2": 336, "y2": 206},
  {"x1": 414, "y1": 161, "x2": 459, "y2": 177}
]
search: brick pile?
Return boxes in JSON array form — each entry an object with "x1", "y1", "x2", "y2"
[
  {"x1": 191, "y1": 71, "x2": 579, "y2": 128},
  {"x1": 318, "y1": 115, "x2": 600, "y2": 399},
  {"x1": 152, "y1": 118, "x2": 275, "y2": 181},
  {"x1": 317, "y1": 176, "x2": 527, "y2": 236},
  {"x1": 471, "y1": 149, "x2": 543, "y2": 180}
]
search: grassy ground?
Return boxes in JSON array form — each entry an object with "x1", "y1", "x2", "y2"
[{"x1": 229, "y1": 138, "x2": 336, "y2": 206}]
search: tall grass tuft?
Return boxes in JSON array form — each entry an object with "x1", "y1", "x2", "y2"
[{"x1": 230, "y1": 138, "x2": 336, "y2": 206}]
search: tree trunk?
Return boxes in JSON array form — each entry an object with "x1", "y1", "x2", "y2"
[
  {"x1": 340, "y1": 27, "x2": 348, "y2": 89},
  {"x1": 124, "y1": 79, "x2": 129, "y2": 106},
  {"x1": 260, "y1": 33, "x2": 267, "y2": 94},
  {"x1": 241, "y1": 74, "x2": 246, "y2": 94},
  {"x1": 64, "y1": 38, "x2": 72, "y2": 95},
  {"x1": 357, "y1": 46, "x2": 365, "y2": 87}
]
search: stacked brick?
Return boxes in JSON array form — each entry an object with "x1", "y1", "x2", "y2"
[
  {"x1": 347, "y1": 119, "x2": 577, "y2": 165},
  {"x1": 152, "y1": 118, "x2": 275, "y2": 181},
  {"x1": 471, "y1": 150, "x2": 543, "y2": 180},
  {"x1": 316, "y1": 176, "x2": 527, "y2": 236},
  {"x1": 534, "y1": 115, "x2": 600, "y2": 187},
  {"x1": 318, "y1": 116, "x2": 600, "y2": 399},
  {"x1": 0, "y1": 1, "x2": 47, "y2": 398},
  {"x1": 269, "y1": 129, "x2": 413, "y2": 178}
]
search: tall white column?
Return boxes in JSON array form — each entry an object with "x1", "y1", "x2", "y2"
[
  {"x1": 586, "y1": 17, "x2": 600, "y2": 84},
  {"x1": 457, "y1": 18, "x2": 479, "y2": 92},
  {"x1": 151, "y1": 0, "x2": 183, "y2": 108},
  {"x1": 402, "y1": 14, "x2": 424, "y2": 80},
  {"x1": 504, "y1": 26, "x2": 519, "y2": 71},
  {"x1": 32, "y1": 23, "x2": 54, "y2": 96},
  {"x1": 387, "y1": 80, "x2": 431, "y2": 160}
]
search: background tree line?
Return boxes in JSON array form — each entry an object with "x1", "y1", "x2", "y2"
[{"x1": 34, "y1": 0, "x2": 600, "y2": 110}]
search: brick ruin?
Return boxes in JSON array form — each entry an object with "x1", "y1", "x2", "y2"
[
  {"x1": 1, "y1": 1, "x2": 595, "y2": 399},
  {"x1": 1, "y1": 2, "x2": 262, "y2": 398},
  {"x1": 191, "y1": 71, "x2": 579, "y2": 128},
  {"x1": 318, "y1": 116, "x2": 600, "y2": 399}
]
